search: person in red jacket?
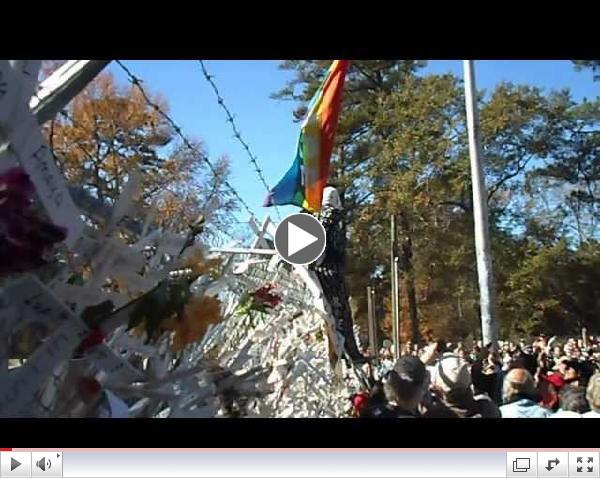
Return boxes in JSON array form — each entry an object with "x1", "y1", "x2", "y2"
[{"x1": 537, "y1": 372, "x2": 566, "y2": 411}]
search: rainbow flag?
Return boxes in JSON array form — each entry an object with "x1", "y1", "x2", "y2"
[{"x1": 264, "y1": 60, "x2": 350, "y2": 212}]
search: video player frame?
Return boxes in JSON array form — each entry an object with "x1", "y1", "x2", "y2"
[{"x1": 1, "y1": 58, "x2": 598, "y2": 419}]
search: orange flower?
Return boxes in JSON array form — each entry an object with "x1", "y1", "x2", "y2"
[
  {"x1": 183, "y1": 247, "x2": 222, "y2": 276},
  {"x1": 165, "y1": 295, "x2": 222, "y2": 352}
]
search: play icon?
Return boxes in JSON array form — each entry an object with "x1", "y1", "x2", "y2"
[
  {"x1": 274, "y1": 213, "x2": 326, "y2": 265},
  {"x1": 1, "y1": 452, "x2": 31, "y2": 476},
  {"x1": 287, "y1": 221, "x2": 318, "y2": 256}
]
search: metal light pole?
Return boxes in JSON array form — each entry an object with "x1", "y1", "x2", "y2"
[
  {"x1": 367, "y1": 286, "x2": 378, "y2": 356},
  {"x1": 390, "y1": 215, "x2": 401, "y2": 359},
  {"x1": 393, "y1": 256, "x2": 401, "y2": 356},
  {"x1": 463, "y1": 60, "x2": 498, "y2": 349}
]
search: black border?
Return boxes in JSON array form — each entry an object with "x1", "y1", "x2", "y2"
[
  {"x1": 13, "y1": 8, "x2": 600, "y2": 59},
  {"x1": 1, "y1": 418, "x2": 596, "y2": 447},
  {"x1": 17, "y1": 45, "x2": 600, "y2": 60}
]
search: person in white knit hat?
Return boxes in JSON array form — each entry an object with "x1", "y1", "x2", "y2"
[{"x1": 431, "y1": 353, "x2": 501, "y2": 418}]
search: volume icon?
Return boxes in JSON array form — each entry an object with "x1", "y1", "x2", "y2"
[{"x1": 35, "y1": 458, "x2": 51, "y2": 471}]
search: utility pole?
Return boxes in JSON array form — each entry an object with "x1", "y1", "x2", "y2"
[{"x1": 463, "y1": 60, "x2": 498, "y2": 350}]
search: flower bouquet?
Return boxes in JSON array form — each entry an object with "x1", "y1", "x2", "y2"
[{"x1": 235, "y1": 284, "x2": 282, "y2": 323}]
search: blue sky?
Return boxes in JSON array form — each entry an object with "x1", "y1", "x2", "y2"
[{"x1": 107, "y1": 60, "x2": 599, "y2": 225}]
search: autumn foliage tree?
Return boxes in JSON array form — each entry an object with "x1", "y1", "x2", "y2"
[{"x1": 46, "y1": 70, "x2": 236, "y2": 240}]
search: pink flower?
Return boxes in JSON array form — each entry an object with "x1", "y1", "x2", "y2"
[
  {"x1": 0, "y1": 167, "x2": 35, "y2": 209},
  {"x1": 0, "y1": 167, "x2": 67, "y2": 276}
]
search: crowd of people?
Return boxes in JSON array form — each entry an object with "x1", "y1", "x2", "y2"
[{"x1": 350, "y1": 334, "x2": 600, "y2": 418}]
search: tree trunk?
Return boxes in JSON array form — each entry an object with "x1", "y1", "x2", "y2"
[
  {"x1": 399, "y1": 211, "x2": 420, "y2": 344},
  {"x1": 406, "y1": 273, "x2": 419, "y2": 344}
]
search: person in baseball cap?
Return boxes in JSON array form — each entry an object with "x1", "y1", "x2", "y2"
[
  {"x1": 380, "y1": 356, "x2": 429, "y2": 418},
  {"x1": 431, "y1": 354, "x2": 500, "y2": 418}
]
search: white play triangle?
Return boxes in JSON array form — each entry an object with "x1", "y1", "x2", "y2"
[{"x1": 287, "y1": 221, "x2": 318, "y2": 257}]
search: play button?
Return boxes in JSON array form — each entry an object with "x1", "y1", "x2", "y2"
[
  {"x1": 1, "y1": 452, "x2": 31, "y2": 476},
  {"x1": 274, "y1": 213, "x2": 326, "y2": 265}
]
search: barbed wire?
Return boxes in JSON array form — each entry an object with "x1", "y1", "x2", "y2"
[
  {"x1": 34, "y1": 67, "x2": 249, "y2": 245},
  {"x1": 198, "y1": 60, "x2": 281, "y2": 221},
  {"x1": 114, "y1": 60, "x2": 258, "y2": 222}
]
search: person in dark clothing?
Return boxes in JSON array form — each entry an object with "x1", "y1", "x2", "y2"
[
  {"x1": 361, "y1": 357, "x2": 428, "y2": 418},
  {"x1": 419, "y1": 389, "x2": 461, "y2": 418},
  {"x1": 563, "y1": 359, "x2": 596, "y2": 388},
  {"x1": 434, "y1": 339, "x2": 449, "y2": 355},
  {"x1": 481, "y1": 350, "x2": 502, "y2": 405},
  {"x1": 469, "y1": 346, "x2": 502, "y2": 405},
  {"x1": 310, "y1": 185, "x2": 365, "y2": 364},
  {"x1": 511, "y1": 348, "x2": 538, "y2": 376},
  {"x1": 471, "y1": 358, "x2": 485, "y2": 396}
]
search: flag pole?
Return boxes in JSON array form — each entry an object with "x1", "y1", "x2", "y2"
[{"x1": 463, "y1": 60, "x2": 498, "y2": 350}]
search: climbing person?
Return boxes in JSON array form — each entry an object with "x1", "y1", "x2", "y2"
[{"x1": 309, "y1": 184, "x2": 366, "y2": 364}]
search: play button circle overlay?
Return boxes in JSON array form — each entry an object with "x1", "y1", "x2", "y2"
[{"x1": 274, "y1": 213, "x2": 326, "y2": 265}]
